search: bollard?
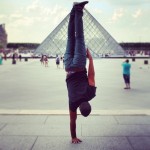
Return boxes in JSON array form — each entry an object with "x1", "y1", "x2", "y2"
[
  {"x1": 132, "y1": 58, "x2": 135, "y2": 62},
  {"x1": 25, "y1": 58, "x2": 28, "y2": 61},
  {"x1": 12, "y1": 59, "x2": 16, "y2": 64},
  {"x1": 144, "y1": 60, "x2": 148, "y2": 65}
]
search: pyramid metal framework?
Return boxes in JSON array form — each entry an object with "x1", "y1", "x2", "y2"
[{"x1": 35, "y1": 9, "x2": 124, "y2": 57}]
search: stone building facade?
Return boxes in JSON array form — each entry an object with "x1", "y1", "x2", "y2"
[{"x1": 0, "y1": 24, "x2": 7, "y2": 49}]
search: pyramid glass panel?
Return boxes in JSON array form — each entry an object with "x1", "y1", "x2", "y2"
[{"x1": 34, "y1": 9, "x2": 124, "y2": 57}]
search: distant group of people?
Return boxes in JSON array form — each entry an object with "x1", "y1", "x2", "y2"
[
  {"x1": 40, "y1": 54, "x2": 64, "y2": 68},
  {"x1": 40, "y1": 55, "x2": 49, "y2": 67},
  {"x1": 56, "y1": 55, "x2": 65, "y2": 68},
  {"x1": 0, "y1": 52, "x2": 23, "y2": 65},
  {"x1": 12, "y1": 53, "x2": 22, "y2": 64}
]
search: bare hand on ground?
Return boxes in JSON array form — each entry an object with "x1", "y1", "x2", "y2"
[{"x1": 72, "y1": 138, "x2": 82, "y2": 144}]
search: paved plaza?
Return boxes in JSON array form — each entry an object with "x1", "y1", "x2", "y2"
[
  {"x1": 0, "y1": 58, "x2": 150, "y2": 149},
  {"x1": 0, "y1": 58, "x2": 150, "y2": 113}
]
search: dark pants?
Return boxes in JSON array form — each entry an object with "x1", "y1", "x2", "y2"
[
  {"x1": 123, "y1": 74, "x2": 130, "y2": 83},
  {"x1": 64, "y1": 7, "x2": 86, "y2": 71}
]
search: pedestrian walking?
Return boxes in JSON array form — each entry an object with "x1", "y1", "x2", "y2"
[{"x1": 122, "y1": 59, "x2": 131, "y2": 89}]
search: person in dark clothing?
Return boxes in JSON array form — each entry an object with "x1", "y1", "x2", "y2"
[
  {"x1": 12, "y1": 53, "x2": 15, "y2": 60},
  {"x1": 56, "y1": 56, "x2": 60, "y2": 68},
  {"x1": 64, "y1": 1, "x2": 96, "y2": 144},
  {"x1": 19, "y1": 54, "x2": 22, "y2": 61},
  {"x1": 12, "y1": 53, "x2": 16, "y2": 64}
]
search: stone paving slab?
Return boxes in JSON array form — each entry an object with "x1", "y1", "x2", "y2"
[
  {"x1": 0, "y1": 115, "x2": 47, "y2": 124},
  {"x1": 0, "y1": 115, "x2": 150, "y2": 149},
  {"x1": 1, "y1": 135, "x2": 150, "y2": 150},
  {"x1": 0, "y1": 135, "x2": 37, "y2": 150},
  {"x1": 115, "y1": 116, "x2": 150, "y2": 125},
  {"x1": 0, "y1": 124, "x2": 81, "y2": 136},
  {"x1": 45, "y1": 115, "x2": 117, "y2": 125},
  {"x1": 2, "y1": 109, "x2": 150, "y2": 115},
  {"x1": 82, "y1": 124, "x2": 150, "y2": 137},
  {"x1": 0, "y1": 124, "x2": 6, "y2": 131},
  {"x1": 78, "y1": 115, "x2": 118, "y2": 124},
  {"x1": 128, "y1": 137, "x2": 150, "y2": 150},
  {"x1": 32, "y1": 137, "x2": 133, "y2": 150}
]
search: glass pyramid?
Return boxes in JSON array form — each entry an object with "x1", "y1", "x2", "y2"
[{"x1": 34, "y1": 9, "x2": 124, "y2": 57}]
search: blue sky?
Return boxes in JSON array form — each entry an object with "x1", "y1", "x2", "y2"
[{"x1": 0, "y1": 0, "x2": 150, "y2": 43}]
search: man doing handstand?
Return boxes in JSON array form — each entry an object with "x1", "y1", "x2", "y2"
[{"x1": 64, "y1": 1, "x2": 96, "y2": 144}]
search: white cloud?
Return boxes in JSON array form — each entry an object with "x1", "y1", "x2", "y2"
[
  {"x1": 41, "y1": 7, "x2": 51, "y2": 16},
  {"x1": 26, "y1": 0, "x2": 65, "y2": 16},
  {"x1": 0, "y1": 14, "x2": 6, "y2": 19},
  {"x1": 93, "y1": 0, "x2": 149, "y2": 6},
  {"x1": 8, "y1": 17, "x2": 34, "y2": 28},
  {"x1": 1, "y1": 0, "x2": 149, "y2": 43},
  {"x1": 26, "y1": 1, "x2": 68, "y2": 22},
  {"x1": 5, "y1": 1, "x2": 69, "y2": 42},
  {"x1": 10, "y1": 13, "x2": 22, "y2": 19},
  {"x1": 132, "y1": 9, "x2": 142, "y2": 18},
  {"x1": 90, "y1": 7, "x2": 102, "y2": 15},
  {"x1": 111, "y1": 8, "x2": 124, "y2": 22},
  {"x1": 143, "y1": 27, "x2": 149, "y2": 31},
  {"x1": 27, "y1": 0, "x2": 41, "y2": 12}
]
